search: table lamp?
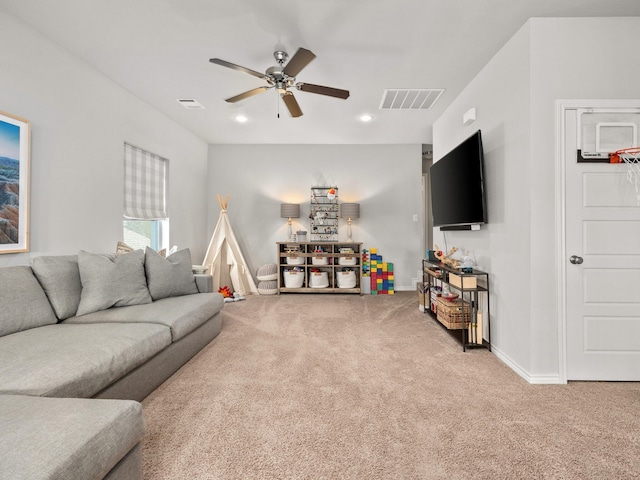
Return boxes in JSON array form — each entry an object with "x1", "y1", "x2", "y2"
[
  {"x1": 340, "y1": 203, "x2": 360, "y2": 242},
  {"x1": 280, "y1": 203, "x2": 300, "y2": 239}
]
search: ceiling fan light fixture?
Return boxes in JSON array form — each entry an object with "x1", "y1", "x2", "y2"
[{"x1": 210, "y1": 47, "x2": 349, "y2": 117}]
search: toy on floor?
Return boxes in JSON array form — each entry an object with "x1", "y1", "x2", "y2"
[
  {"x1": 219, "y1": 285, "x2": 246, "y2": 303},
  {"x1": 218, "y1": 286, "x2": 233, "y2": 298}
]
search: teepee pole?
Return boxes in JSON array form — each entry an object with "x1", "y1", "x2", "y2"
[{"x1": 216, "y1": 194, "x2": 230, "y2": 211}]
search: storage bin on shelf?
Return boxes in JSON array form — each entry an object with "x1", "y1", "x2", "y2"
[
  {"x1": 336, "y1": 269, "x2": 356, "y2": 288},
  {"x1": 283, "y1": 268, "x2": 305, "y2": 288},
  {"x1": 311, "y1": 255, "x2": 329, "y2": 265},
  {"x1": 338, "y1": 247, "x2": 357, "y2": 265},
  {"x1": 338, "y1": 256, "x2": 357, "y2": 266},
  {"x1": 448, "y1": 273, "x2": 477, "y2": 289},
  {"x1": 435, "y1": 296, "x2": 471, "y2": 329},
  {"x1": 286, "y1": 256, "x2": 305, "y2": 265},
  {"x1": 309, "y1": 269, "x2": 329, "y2": 288},
  {"x1": 284, "y1": 244, "x2": 304, "y2": 265}
]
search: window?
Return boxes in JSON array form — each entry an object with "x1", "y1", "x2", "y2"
[
  {"x1": 123, "y1": 219, "x2": 168, "y2": 251},
  {"x1": 123, "y1": 144, "x2": 169, "y2": 251}
]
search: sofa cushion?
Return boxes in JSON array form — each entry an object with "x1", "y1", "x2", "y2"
[
  {"x1": 64, "y1": 292, "x2": 224, "y2": 342},
  {"x1": 144, "y1": 247, "x2": 198, "y2": 300},
  {"x1": 0, "y1": 323, "x2": 171, "y2": 397},
  {"x1": 0, "y1": 266, "x2": 58, "y2": 337},
  {"x1": 31, "y1": 255, "x2": 82, "y2": 320},
  {"x1": 0, "y1": 395, "x2": 144, "y2": 480},
  {"x1": 76, "y1": 249, "x2": 152, "y2": 316}
]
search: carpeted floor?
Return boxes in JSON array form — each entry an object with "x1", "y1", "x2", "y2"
[{"x1": 141, "y1": 292, "x2": 640, "y2": 479}]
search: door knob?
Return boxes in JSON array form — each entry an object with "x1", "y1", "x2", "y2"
[{"x1": 570, "y1": 255, "x2": 584, "y2": 265}]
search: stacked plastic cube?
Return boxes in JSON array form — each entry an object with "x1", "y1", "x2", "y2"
[{"x1": 369, "y1": 248, "x2": 394, "y2": 295}]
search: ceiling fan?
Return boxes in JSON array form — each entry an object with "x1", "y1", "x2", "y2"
[{"x1": 209, "y1": 48, "x2": 350, "y2": 118}]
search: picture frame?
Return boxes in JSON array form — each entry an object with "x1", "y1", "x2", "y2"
[{"x1": 0, "y1": 110, "x2": 30, "y2": 254}]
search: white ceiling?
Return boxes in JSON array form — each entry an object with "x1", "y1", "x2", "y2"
[{"x1": 2, "y1": 0, "x2": 640, "y2": 145}]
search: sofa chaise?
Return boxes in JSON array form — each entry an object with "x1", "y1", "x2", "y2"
[{"x1": 0, "y1": 247, "x2": 225, "y2": 480}]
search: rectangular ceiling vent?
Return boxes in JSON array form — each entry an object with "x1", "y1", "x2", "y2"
[
  {"x1": 379, "y1": 89, "x2": 444, "y2": 110},
  {"x1": 177, "y1": 99, "x2": 205, "y2": 109}
]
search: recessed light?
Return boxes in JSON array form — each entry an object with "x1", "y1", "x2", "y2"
[
  {"x1": 235, "y1": 115, "x2": 248, "y2": 123},
  {"x1": 360, "y1": 114, "x2": 373, "y2": 122}
]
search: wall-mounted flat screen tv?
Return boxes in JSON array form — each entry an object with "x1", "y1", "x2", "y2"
[{"x1": 429, "y1": 130, "x2": 487, "y2": 229}]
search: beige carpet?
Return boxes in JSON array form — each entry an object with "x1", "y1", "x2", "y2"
[{"x1": 141, "y1": 292, "x2": 640, "y2": 479}]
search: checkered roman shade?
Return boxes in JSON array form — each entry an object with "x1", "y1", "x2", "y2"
[{"x1": 124, "y1": 143, "x2": 168, "y2": 219}]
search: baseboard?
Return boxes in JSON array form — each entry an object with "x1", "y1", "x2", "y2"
[
  {"x1": 396, "y1": 286, "x2": 415, "y2": 292},
  {"x1": 491, "y1": 345, "x2": 565, "y2": 385}
]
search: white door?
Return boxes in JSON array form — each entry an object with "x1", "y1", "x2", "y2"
[{"x1": 565, "y1": 108, "x2": 640, "y2": 380}]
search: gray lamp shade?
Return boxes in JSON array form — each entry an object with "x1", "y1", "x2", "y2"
[
  {"x1": 340, "y1": 203, "x2": 360, "y2": 219},
  {"x1": 280, "y1": 203, "x2": 300, "y2": 219}
]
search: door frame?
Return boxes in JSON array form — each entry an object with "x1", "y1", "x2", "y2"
[{"x1": 555, "y1": 99, "x2": 640, "y2": 383}]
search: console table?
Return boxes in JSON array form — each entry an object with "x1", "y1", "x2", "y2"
[{"x1": 422, "y1": 259, "x2": 491, "y2": 352}]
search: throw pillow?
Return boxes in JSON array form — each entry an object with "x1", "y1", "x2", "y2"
[
  {"x1": 30, "y1": 255, "x2": 82, "y2": 320},
  {"x1": 0, "y1": 266, "x2": 58, "y2": 336},
  {"x1": 144, "y1": 246, "x2": 199, "y2": 300},
  {"x1": 76, "y1": 249, "x2": 152, "y2": 316},
  {"x1": 116, "y1": 241, "x2": 166, "y2": 258}
]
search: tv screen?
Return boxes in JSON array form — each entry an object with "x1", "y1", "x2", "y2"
[{"x1": 429, "y1": 130, "x2": 487, "y2": 229}]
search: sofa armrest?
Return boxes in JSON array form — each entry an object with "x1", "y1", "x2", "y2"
[{"x1": 194, "y1": 274, "x2": 213, "y2": 293}]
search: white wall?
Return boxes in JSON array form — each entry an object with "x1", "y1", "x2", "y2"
[
  {"x1": 434, "y1": 17, "x2": 640, "y2": 382},
  {"x1": 0, "y1": 11, "x2": 210, "y2": 266},
  {"x1": 528, "y1": 17, "x2": 640, "y2": 378},
  {"x1": 207, "y1": 144, "x2": 423, "y2": 289},
  {"x1": 433, "y1": 23, "x2": 533, "y2": 375}
]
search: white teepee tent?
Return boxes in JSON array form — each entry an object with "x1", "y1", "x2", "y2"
[{"x1": 202, "y1": 195, "x2": 258, "y2": 296}]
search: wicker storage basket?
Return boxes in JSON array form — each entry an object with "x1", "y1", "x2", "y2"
[
  {"x1": 436, "y1": 297, "x2": 471, "y2": 329},
  {"x1": 311, "y1": 255, "x2": 329, "y2": 265},
  {"x1": 283, "y1": 270, "x2": 304, "y2": 288},
  {"x1": 286, "y1": 256, "x2": 305, "y2": 265},
  {"x1": 338, "y1": 256, "x2": 357, "y2": 266},
  {"x1": 336, "y1": 270, "x2": 356, "y2": 288},
  {"x1": 309, "y1": 270, "x2": 329, "y2": 288}
]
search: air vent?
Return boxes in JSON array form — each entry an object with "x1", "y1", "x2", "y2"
[
  {"x1": 177, "y1": 99, "x2": 205, "y2": 109},
  {"x1": 379, "y1": 89, "x2": 444, "y2": 110}
]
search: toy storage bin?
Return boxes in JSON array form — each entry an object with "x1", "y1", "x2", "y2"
[
  {"x1": 286, "y1": 256, "x2": 305, "y2": 265},
  {"x1": 311, "y1": 255, "x2": 329, "y2": 265},
  {"x1": 309, "y1": 270, "x2": 329, "y2": 288},
  {"x1": 435, "y1": 297, "x2": 471, "y2": 329},
  {"x1": 337, "y1": 269, "x2": 356, "y2": 288},
  {"x1": 283, "y1": 269, "x2": 304, "y2": 288},
  {"x1": 338, "y1": 256, "x2": 357, "y2": 266}
]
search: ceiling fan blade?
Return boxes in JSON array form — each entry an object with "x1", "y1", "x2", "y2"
[
  {"x1": 281, "y1": 91, "x2": 303, "y2": 117},
  {"x1": 282, "y1": 48, "x2": 316, "y2": 77},
  {"x1": 297, "y1": 83, "x2": 350, "y2": 99},
  {"x1": 225, "y1": 86, "x2": 271, "y2": 103},
  {"x1": 209, "y1": 58, "x2": 266, "y2": 80}
]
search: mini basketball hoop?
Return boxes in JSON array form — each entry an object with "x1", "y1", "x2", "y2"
[{"x1": 611, "y1": 147, "x2": 640, "y2": 204}]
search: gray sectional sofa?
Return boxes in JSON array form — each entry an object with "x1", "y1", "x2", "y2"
[{"x1": 0, "y1": 247, "x2": 225, "y2": 480}]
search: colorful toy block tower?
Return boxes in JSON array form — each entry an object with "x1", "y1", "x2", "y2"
[{"x1": 368, "y1": 247, "x2": 394, "y2": 295}]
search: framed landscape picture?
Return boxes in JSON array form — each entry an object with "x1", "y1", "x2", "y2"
[{"x1": 0, "y1": 110, "x2": 30, "y2": 254}]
